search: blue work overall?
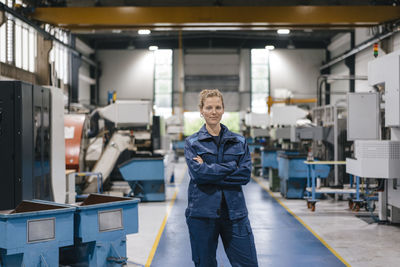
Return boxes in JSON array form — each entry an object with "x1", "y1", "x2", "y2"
[{"x1": 185, "y1": 124, "x2": 258, "y2": 267}]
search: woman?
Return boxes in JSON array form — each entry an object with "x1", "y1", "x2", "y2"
[{"x1": 184, "y1": 89, "x2": 258, "y2": 267}]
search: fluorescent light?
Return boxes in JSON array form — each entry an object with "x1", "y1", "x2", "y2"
[
  {"x1": 277, "y1": 29, "x2": 290, "y2": 35},
  {"x1": 149, "y1": 46, "x2": 158, "y2": 51},
  {"x1": 112, "y1": 29, "x2": 122, "y2": 33},
  {"x1": 265, "y1": 45, "x2": 275, "y2": 50},
  {"x1": 138, "y1": 29, "x2": 151, "y2": 35}
]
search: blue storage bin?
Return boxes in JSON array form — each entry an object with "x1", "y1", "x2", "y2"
[
  {"x1": 261, "y1": 150, "x2": 278, "y2": 169},
  {"x1": 119, "y1": 157, "x2": 165, "y2": 201},
  {"x1": 277, "y1": 151, "x2": 331, "y2": 199},
  {"x1": 248, "y1": 143, "x2": 261, "y2": 153},
  {"x1": 172, "y1": 140, "x2": 185, "y2": 151},
  {"x1": 0, "y1": 200, "x2": 75, "y2": 267},
  {"x1": 60, "y1": 194, "x2": 139, "y2": 266},
  {"x1": 278, "y1": 153, "x2": 330, "y2": 180}
]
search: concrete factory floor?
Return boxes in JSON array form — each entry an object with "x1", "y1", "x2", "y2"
[{"x1": 126, "y1": 159, "x2": 400, "y2": 267}]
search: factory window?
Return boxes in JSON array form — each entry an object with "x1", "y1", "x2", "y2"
[
  {"x1": 0, "y1": 0, "x2": 37, "y2": 72},
  {"x1": 0, "y1": 0, "x2": 6, "y2": 63},
  {"x1": 15, "y1": 20, "x2": 36, "y2": 72},
  {"x1": 0, "y1": 17, "x2": 5, "y2": 63},
  {"x1": 251, "y1": 49, "x2": 270, "y2": 113},
  {"x1": 48, "y1": 26, "x2": 69, "y2": 85},
  {"x1": 154, "y1": 49, "x2": 173, "y2": 118},
  {"x1": 0, "y1": 0, "x2": 14, "y2": 64}
]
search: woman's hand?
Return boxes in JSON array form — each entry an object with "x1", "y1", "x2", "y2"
[{"x1": 193, "y1": 155, "x2": 204, "y2": 164}]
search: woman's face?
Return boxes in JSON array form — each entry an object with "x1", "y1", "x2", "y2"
[{"x1": 201, "y1": 96, "x2": 224, "y2": 127}]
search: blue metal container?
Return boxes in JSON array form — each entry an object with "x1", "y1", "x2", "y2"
[
  {"x1": 0, "y1": 200, "x2": 75, "y2": 267},
  {"x1": 172, "y1": 140, "x2": 185, "y2": 150},
  {"x1": 261, "y1": 150, "x2": 278, "y2": 170},
  {"x1": 277, "y1": 152, "x2": 330, "y2": 199},
  {"x1": 248, "y1": 143, "x2": 261, "y2": 153},
  {"x1": 172, "y1": 140, "x2": 185, "y2": 161},
  {"x1": 119, "y1": 157, "x2": 165, "y2": 201},
  {"x1": 246, "y1": 137, "x2": 254, "y2": 144},
  {"x1": 60, "y1": 194, "x2": 139, "y2": 266}
]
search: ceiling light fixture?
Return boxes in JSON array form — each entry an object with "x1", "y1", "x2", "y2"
[
  {"x1": 265, "y1": 45, "x2": 275, "y2": 50},
  {"x1": 277, "y1": 29, "x2": 290, "y2": 35},
  {"x1": 138, "y1": 29, "x2": 151, "y2": 35},
  {"x1": 149, "y1": 46, "x2": 158, "y2": 51}
]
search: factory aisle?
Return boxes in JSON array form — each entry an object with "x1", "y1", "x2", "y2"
[{"x1": 148, "y1": 172, "x2": 347, "y2": 267}]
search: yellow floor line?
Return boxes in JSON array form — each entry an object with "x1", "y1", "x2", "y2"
[
  {"x1": 252, "y1": 177, "x2": 351, "y2": 267},
  {"x1": 145, "y1": 166, "x2": 187, "y2": 267}
]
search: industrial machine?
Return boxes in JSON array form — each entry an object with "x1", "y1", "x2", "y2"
[
  {"x1": 243, "y1": 113, "x2": 270, "y2": 176},
  {"x1": 295, "y1": 105, "x2": 351, "y2": 187},
  {"x1": 65, "y1": 113, "x2": 89, "y2": 172},
  {"x1": 65, "y1": 100, "x2": 165, "y2": 201},
  {"x1": 260, "y1": 148, "x2": 280, "y2": 191},
  {"x1": 346, "y1": 50, "x2": 400, "y2": 223},
  {"x1": 0, "y1": 82, "x2": 141, "y2": 265},
  {"x1": 267, "y1": 105, "x2": 311, "y2": 197},
  {"x1": 270, "y1": 105, "x2": 309, "y2": 150},
  {"x1": 0, "y1": 81, "x2": 66, "y2": 210},
  {"x1": 244, "y1": 112, "x2": 270, "y2": 139}
]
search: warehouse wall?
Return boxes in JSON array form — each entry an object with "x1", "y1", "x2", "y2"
[
  {"x1": 97, "y1": 50, "x2": 154, "y2": 105},
  {"x1": 179, "y1": 48, "x2": 324, "y2": 112},
  {"x1": 94, "y1": 40, "x2": 400, "y2": 112},
  {"x1": 328, "y1": 61, "x2": 349, "y2": 105},
  {"x1": 76, "y1": 38, "x2": 94, "y2": 106},
  {"x1": 173, "y1": 49, "x2": 183, "y2": 110},
  {"x1": 78, "y1": 61, "x2": 92, "y2": 105},
  {"x1": 182, "y1": 49, "x2": 240, "y2": 112},
  {"x1": 328, "y1": 33, "x2": 351, "y2": 106},
  {"x1": 269, "y1": 49, "x2": 325, "y2": 101},
  {"x1": 239, "y1": 49, "x2": 251, "y2": 111},
  {"x1": 394, "y1": 32, "x2": 400, "y2": 51}
]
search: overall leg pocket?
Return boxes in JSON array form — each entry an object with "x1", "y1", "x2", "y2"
[{"x1": 221, "y1": 217, "x2": 258, "y2": 267}]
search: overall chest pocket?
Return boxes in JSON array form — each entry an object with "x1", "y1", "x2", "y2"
[{"x1": 223, "y1": 144, "x2": 244, "y2": 163}]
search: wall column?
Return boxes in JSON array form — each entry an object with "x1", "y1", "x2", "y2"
[{"x1": 36, "y1": 35, "x2": 52, "y2": 85}]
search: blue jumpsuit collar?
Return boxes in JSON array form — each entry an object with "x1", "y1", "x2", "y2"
[{"x1": 198, "y1": 124, "x2": 237, "y2": 142}]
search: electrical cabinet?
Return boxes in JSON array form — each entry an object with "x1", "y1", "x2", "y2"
[{"x1": 0, "y1": 81, "x2": 52, "y2": 210}]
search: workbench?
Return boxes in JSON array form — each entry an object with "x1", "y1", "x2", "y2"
[{"x1": 304, "y1": 161, "x2": 360, "y2": 211}]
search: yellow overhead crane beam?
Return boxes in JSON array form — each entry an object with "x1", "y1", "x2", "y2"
[
  {"x1": 267, "y1": 96, "x2": 317, "y2": 114},
  {"x1": 30, "y1": 6, "x2": 400, "y2": 31}
]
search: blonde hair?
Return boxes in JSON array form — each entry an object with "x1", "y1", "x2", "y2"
[{"x1": 198, "y1": 89, "x2": 224, "y2": 110}]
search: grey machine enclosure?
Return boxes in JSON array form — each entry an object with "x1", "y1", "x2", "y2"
[
  {"x1": 347, "y1": 92, "x2": 380, "y2": 141},
  {"x1": 0, "y1": 81, "x2": 53, "y2": 210}
]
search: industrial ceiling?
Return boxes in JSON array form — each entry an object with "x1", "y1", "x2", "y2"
[{"x1": 18, "y1": 0, "x2": 400, "y2": 49}]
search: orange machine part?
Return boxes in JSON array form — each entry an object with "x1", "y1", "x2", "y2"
[{"x1": 65, "y1": 114, "x2": 86, "y2": 171}]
